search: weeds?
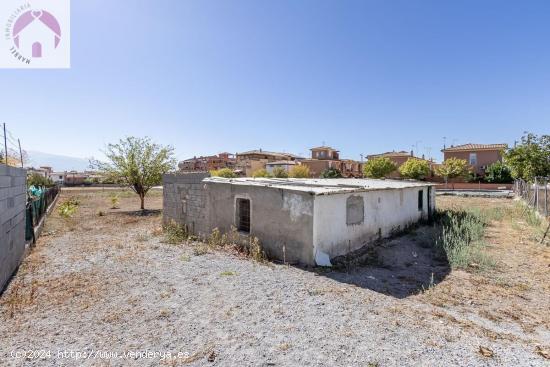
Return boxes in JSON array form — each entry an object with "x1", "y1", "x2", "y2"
[
  {"x1": 58, "y1": 197, "x2": 80, "y2": 218},
  {"x1": 110, "y1": 194, "x2": 120, "y2": 209},
  {"x1": 433, "y1": 208, "x2": 494, "y2": 270},
  {"x1": 162, "y1": 222, "x2": 188, "y2": 244}
]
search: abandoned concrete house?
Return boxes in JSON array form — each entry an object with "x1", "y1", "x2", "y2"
[{"x1": 163, "y1": 173, "x2": 436, "y2": 266}]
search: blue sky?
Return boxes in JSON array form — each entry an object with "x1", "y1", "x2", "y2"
[{"x1": 2, "y1": 0, "x2": 550, "y2": 165}]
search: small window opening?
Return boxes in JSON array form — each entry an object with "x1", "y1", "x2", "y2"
[
  {"x1": 237, "y1": 198, "x2": 250, "y2": 233},
  {"x1": 418, "y1": 190, "x2": 424, "y2": 211}
]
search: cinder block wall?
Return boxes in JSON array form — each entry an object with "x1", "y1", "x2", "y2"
[
  {"x1": 0, "y1": 165, "x2": 27, "y2": 292},
  {"x1": 163, "y1": 172, "x2": 210, "y2": 235}
]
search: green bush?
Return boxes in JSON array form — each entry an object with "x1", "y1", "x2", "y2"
[
  {"x1": 399, "y1": 158, "x2": 430, "y2": 180},
  {"x1": 289, "y1": 165, "x2": 310, "y2": 178},
  {"x1": 484, "y1": 162, "x2": 513, "y2": 183},
  {"x1": 162, "y1": 222, "x2": 188, "y2": 244},
  {"x1": 210, "y1": 168, "x2": 237, "y2": 178},
  {"x1": 252, "y1": 168, "x2": 272, "y2": 178},
  {"x1": 363, "y1": 157, "x2": 397, "y2": 178},
  {"x1": 272, "y1": 167, "x2": 289, "y2": 178},
  {"x1": 58, "y1": 197, "x2": 80, "y2": 218},
  {"x1": 27, "y1": 173, "x2": 54, "y2": 188},
  {"x1": 434, "y1": 209, "x2": 494, "y2": 270},
  {"x1": 320, "y1": 167, "x2": 342, "y2": 178}
]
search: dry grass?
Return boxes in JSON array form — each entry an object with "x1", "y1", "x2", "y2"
[{"x1": 416, "y1": 196, "x2": 550, "y2": 346}]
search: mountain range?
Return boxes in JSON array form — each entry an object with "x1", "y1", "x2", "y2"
[{"x1": 26, "y1": 151, "x2": 91, "y2": 172}]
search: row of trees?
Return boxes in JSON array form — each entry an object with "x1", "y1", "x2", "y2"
[
  {"x1": 363, "y1": 157, "x2": 432, "y2": 180},
  {"x1": 83, "y1": 132, "x2": 549, "y2": 210},
  {"x1": 362, "y1": 132, "x2": 549, "y2": 183}
]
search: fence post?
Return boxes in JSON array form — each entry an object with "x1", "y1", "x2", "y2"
[{"x1": 545, "y1": 178, "x2": 548, "y2": 217}]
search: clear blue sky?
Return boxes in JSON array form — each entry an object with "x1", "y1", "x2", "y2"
[{"x1": 2, "y1": 0, "x2": 549, "y2": 163}]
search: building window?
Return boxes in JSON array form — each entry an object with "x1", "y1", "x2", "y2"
[
  {"x1": 469, "y1": 153, "x2": 477, "y2": 165},
  {"x1": 346, "y1": 195, "x2": 364, "y2": 225},
  {"x1": 236, "y1": 198, "x2": 251, "y2": 233},
  {"x1": 418, "y1": 190, "x2": 424, "y2": 211}
]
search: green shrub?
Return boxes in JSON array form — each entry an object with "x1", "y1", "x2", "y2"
[
  {"x1": 110, "y1": 194, "x2": 120, "y2": 209},
  {"x1": 399, "y1": 158, "x2": 430, "y2": 180},
  {"x1": 252, "y1": 169, "x2": 272, "y2": 178},
  {"x1": 433, "y1": 209, "x2": 494, "y2": 270},
  {"x1": 484, "y1": 162, "x2": 513, "y2": 183},
  {"x1": 435, "y1": 158, "x2": 469, "y2": 184},
  {"x1": 272, "y1": 167, "x2": 289, "y2": 178},
  {"x1": 27, "y1": 173, "x2": 54, "y2": 188},
  {"x1": 162, "y1": 222, "x2": 188, "y2": 244},
  {"x1": 58, "y1": 197, "x2": 80, "y2": 218},
  {"x1": 211, "y1": 168, "x2": 237, "y2": 178},
  {"x1": 363, "y1": 157, "x2": 397, "y2": 178},
  {"x1": 289, "y1": 165, "x2": 310, "y2": 178},
  {"x1": 320, "y1": 167, "x2": 342, "y2": 178}
]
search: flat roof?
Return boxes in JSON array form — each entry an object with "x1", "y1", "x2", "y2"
[{"x1": 203, "y1": 177, "x2": 435, "y2": 195}]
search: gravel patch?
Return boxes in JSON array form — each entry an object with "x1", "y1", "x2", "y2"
[{"x1": 0, "y1": 192, "x2": 547, "y2": 366}]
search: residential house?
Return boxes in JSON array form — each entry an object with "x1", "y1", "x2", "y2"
[
  {"x1": 235, "y1": 149, "x2": 301, "y2": 177},
  {"x1": 441, "y1": 144, "x2": 508, "y2": 176},
  {"x1": 366, "y1": 151, "x2": 435, "y2": 179},
  {"x1": 51, "y1": 172, "x2": 65, "y2": 185},
  {"x1": 301, "y1": 146, "x2": 363, "y2": 178},
  {"x1": 179, "y1": 153, "x2": 236, "y2": 172},
  {"x1": 265, "y1": 160, "x2": 297, "y2": 175}
]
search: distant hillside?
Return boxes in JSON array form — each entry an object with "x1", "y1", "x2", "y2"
[{"x1": 26, "y1": 151, "x2": 91, "y2": 172}]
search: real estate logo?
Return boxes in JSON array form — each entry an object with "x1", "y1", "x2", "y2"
[{"x1": 1, "y1": 0, "x2": 70, "y2": 68}]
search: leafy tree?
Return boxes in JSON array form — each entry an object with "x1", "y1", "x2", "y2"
[
  {"x1": 211, "y1": 168, "x2": 237, "y2": 178},
  {"x1": 363, "y1": 157, "x2": 397, "y2": 178},
  {"x1": 435, "y1": 157, "x2": 469, "y2": 186},
  {"x1": 92, "y1": 137, "x2": 176, "y2": 210},
  {"x1": 320, "y1": 167, "x2": 342, "y2": 178},
  {"x1": 505, "y1": 132, "x2": 550, "y2": 182},
  {"x1": 399, "y1": 158, "x2": 430, "y2": 180},
  {"x1": 272, "y1": 166, "x2": 288, "y2": 178},
  {"x1": 27, "y1": 173, "x2": 54, "y2": 187},
  {"x1": 289, "y1": 165, "x2": 310, "y2": 178},
  {"x1": 484, "y1": 162, "x2": 513, "y2": 183},
  {"x1": 252, "y1": 168, "x2": 272, "y2": 178}
]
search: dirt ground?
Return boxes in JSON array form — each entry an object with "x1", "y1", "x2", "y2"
[{"x1": 0, "y1": 189, "x2": 548, "y2": 366}]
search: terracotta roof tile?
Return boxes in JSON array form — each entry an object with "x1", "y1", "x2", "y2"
[{"x1": 442, "y1": 143, "x2": 508, "y2": 152}]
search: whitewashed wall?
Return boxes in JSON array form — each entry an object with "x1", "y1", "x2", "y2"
[{"x1": 312, "y1": 186, "x2": 434, "y2": 266}]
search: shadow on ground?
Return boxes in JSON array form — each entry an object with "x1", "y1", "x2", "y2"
[
  {"x1": 308, "y1": 226, "x2": 451, "y2": 299},
  {"x1": 107, "y1": 209, "x2": 162, "y2": 217}
]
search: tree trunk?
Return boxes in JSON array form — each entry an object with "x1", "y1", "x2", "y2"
[{"x1": 140, "y1": 194, "x2": 145, "y2": 210}]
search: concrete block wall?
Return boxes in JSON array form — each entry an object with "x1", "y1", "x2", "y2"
[
  {"x1": 163, "y1": 172, "x2": 210, "y2": 235},
  {"x1": 0, "y1": 165, "x2": 27, "y2": 292}
]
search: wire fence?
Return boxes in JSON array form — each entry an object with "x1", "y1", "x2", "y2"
[
  {"x1": 514, "y1": 177, "x2": 550, "y2": 218},
  {"x1": 0, "y1": 123, "x2": 25, "y2": 167},
  {"x1": 25, "y1": 186, "x2": 60, "y2": 243}
]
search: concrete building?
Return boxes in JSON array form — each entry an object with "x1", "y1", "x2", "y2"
[
  {"x1": 163, "y1": 173, "x2": 435, "y2": 266},
  {"x1": 441, "y1": 143, "x2": 508, "y2": 177}
]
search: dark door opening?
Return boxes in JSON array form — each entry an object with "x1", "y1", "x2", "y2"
[
  {"x1": 237, "y1": 198, "x2": 250, "y2": 233},
  {"x1": 418, "y1": 190, "x2": 424, "y2": 211}
]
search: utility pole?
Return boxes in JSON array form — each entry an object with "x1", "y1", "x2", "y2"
[
  {"x1": 3, "y1": 123, "x2": 7, "y2": 165},
  {"x1": 18, "y1": 139, "x2": 23, "y2": 168}
]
